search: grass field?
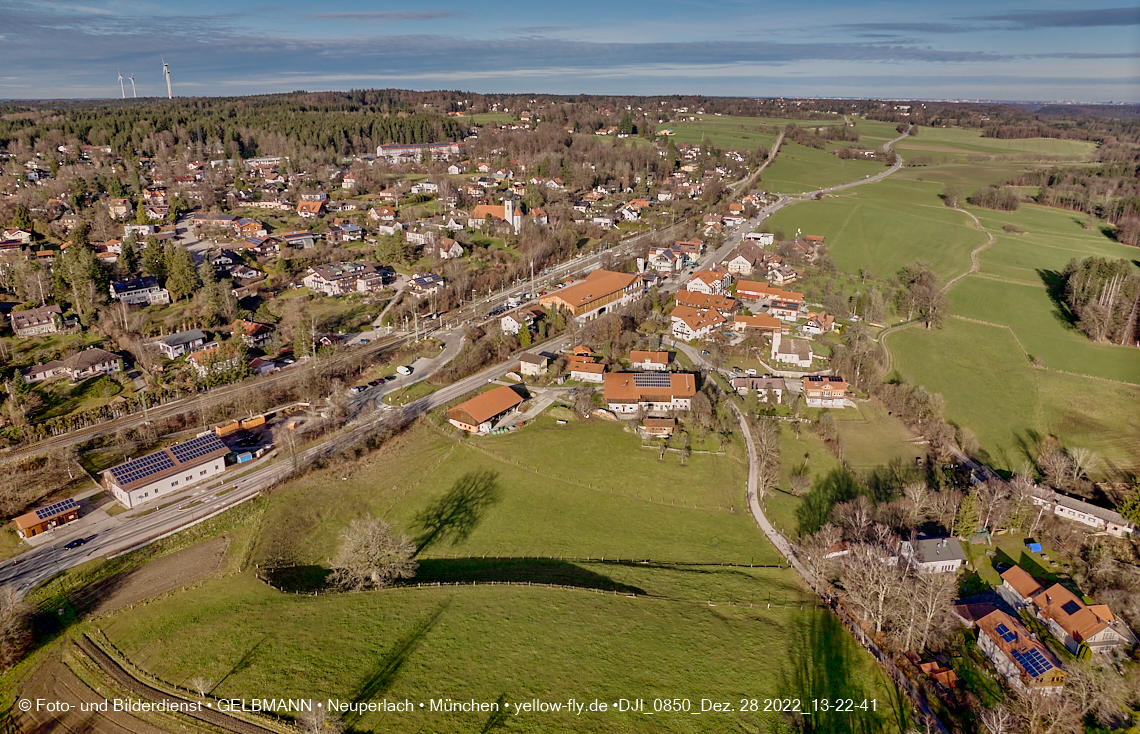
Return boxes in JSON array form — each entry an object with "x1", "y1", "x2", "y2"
[
  {"x1": 888, "y1": 318, "x2": 1140, "y2": 475},
  {"x1": 762, "y1": 143, "x2": 886, "y2": 194},
  {"x1": 765, "y1": 178, "x2": 987, "y2": 283},
  {"x1": 833, "y1": 401, "x2": 926, "y2": 472},
  {"x1": 90, "y1": 417, "x2": 899, "y2": 733},
  {"x1": 895, "y1": 127, "x2": 1098, "y2": 163}
]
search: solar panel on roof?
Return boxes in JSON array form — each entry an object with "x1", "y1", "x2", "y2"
[
  {"x1": 1012, "y1": 649, "x2": 1054, "y2": 678},
  {"x1": 633, "y1": 372, "x2": 672, "y2": 388},
  {"x1": 169, "y1": 434, "x2": 226, "y2": 464},
  {"x1": 995, "y1": 623, "x2": 1017, "y2": 643},
  {"x1": 1061, "y1": 600, "x2": 1082, "y2": 615},
  {"x1": 111, "y1": 451, "x2": 174, "y2": 485},
  {"x1": 34, "y1": 497, "x2": 78, "y2": 521}
]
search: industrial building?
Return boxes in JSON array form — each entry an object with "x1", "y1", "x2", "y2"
[{"x1": 103, "y1": 434, "x2": 230, "y2": 508}]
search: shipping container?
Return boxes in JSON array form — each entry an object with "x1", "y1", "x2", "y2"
[
  {"x1": 214, "y1": 421, "x2": 241, "y2": 437},
  {"x1": 240, "y1": 415, "x2": 266, "y2": 429}
]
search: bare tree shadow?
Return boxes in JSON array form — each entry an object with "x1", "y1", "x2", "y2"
[
  {"x1": 481, "y1": 694, "x2": 509, "y2": 733},
  {"x1": 343, "y1": 601, "x2": 448, "y2": 731},
  {"x1": 414, "y1": 470, "x2": 501, "y2": 554},
  {"x1": 865, "y1": 458, "x2": 922, "y2": 504},
  {"x1": 796, "y1": 469, "x2": 863, "y2": 537},
  {"x1": 779, "y1": 609, "x2": 902, "y2": 734},
  {"x1": 212, "y1": 635, "x2": 268, "y2": 694}
]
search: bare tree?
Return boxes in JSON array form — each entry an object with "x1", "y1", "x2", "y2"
[
  {"x1": 0, "y1": 586, "x2": 30, "y2": 670},
  {"x1": 297, "y1": 702, "x2": 345, "y2": 734},
  {"x1": 911, "y1": 570, "x2": 958, "y2": 650},
  {"x1": 832, "y1": 496, "x2": 874, "y2": 541},
  {"x1": 979, "y1": 705, "x2": 1017, "y2": 734},
  {"x1": 975, "y1": 480, "x2": 1011, "y2": 533},
  {"x1": 789, "y1": 471, "x2": 811, "y2": 497},
  {"x1": 839, "y1": 542, "x2": 904, "y2": 634},
  {"x1": 329, "y1": 516, "x2": 417, "y2": 591},
  {"x1": 1011, "y1": 690, "x2": 1081, "y2": 734},
  {"x1": 753, "y1": 417, "x2": 780, "y2": 499},
  {"x1": 188, "y1": 676, "x2": 211, "y2": 698},
  {"x1": 1063, "y1": 658, "x2": 1131, "y2": 727},
  {"x1": 571, "y1": 386, "x2": 595, "y2": 418}
]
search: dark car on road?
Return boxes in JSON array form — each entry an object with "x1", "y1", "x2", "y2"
[{"x1": 64, "y1": 538, "x2": 89, "y2": 549}]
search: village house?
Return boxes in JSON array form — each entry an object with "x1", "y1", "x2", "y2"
[
  {"x1": 109, "y1": 276, "x2": 171, "y2": 306},
  {"x1": 518, "y1": 353, "x2": 549, "y2": 377},
  {"x1": 189, "y1": 344, "x2": 242, "y2": 378},
  {"x1": 325, "y1": 223, "x2": 363, "y2": 244},
  {"x1": 538, "y1": 270, "x2": 643, "y2": 322},
  {"x1": 409, "y1": 273, "x2": 445, "y2": 297},
  {"x1": 976, "y1": 610, "x2": 1066, "y2": 695},
  {"x1": 303, "y1": 262, "x2": 383, "y2": 296},
  {"x1": 603, "y1": 372, "x2": 697, "y2": 414},
  {"x1": 640, "y1": 417, "x2": 675, "y2": 439},
  {"x1": 22, "y1": 347, "x2": 123, "y2": 384},
  {"x1": 9, "y1": 304, "x2": 62, "y2": 337},
  {"x1": 731, "y1": 376, "x2": 786, "y2": 403},
  {"x1": 231, "y1": 320, "x2": 275, "y2": 350},
  {"x1": 500, "y1": 306, "x2": 543, "y2": 336},
  {"x1": 1030, "y1": 583, "x2": 1131, "y2": 653},
  {"x1": 769, "y1": 265, "x2": 798, "y2": 286},
  {"x1": 448, "y1": 385, "x2": 524, "y2": 433},
  {"x1": 685, "y1": 266, "x2": 732, "y2": 296},
  {"x1": 674, "y1": 291, "x2": 738, "y2": 317},
  {"x1": 670, "y1": 304, "x2": 726, "y2": 341},
  {"x1": 801, "y1": 312, "x2": 836, "y2": 335},
  {"x1": 899, "y1": 537, "x2": 967, "y2": 573},
  {"x1": 296, "y1": 200, "x2": 324, "y2": 219},
  {"x1": 569, "y1": 357, "x2": 606, "y2": 383},
  {"x1": 1027, "y1": 487, "x2": 1136, "y2": 537},
  {"x1": 768, "y1": 299, "x2": 803, "y2": 321},
  {"x1": 14, "y1": 498, "x2": 80, "y2": 539},
  {"x1": 628, "y1": 350, "x2": 670, "y2": 371},
  {"x1": 430, "y1": 237, "x2": 464, "y2": 260},
  {"x1": 802, "y1": 376, "x2": 848, "y2": 408},
  {"x1": 771, "y1": 332, "x2": 813, "y2": 369},
  {"x1": 107, "y1": 198, "x2": 131, "y2": 219},
  {"x1": 732, "y1": 313, "x2": 783, "y2": 335},
  {"x1": 369, "y1": 205, "x2": 397, "y2": 222},
  {"x1": 152, "y1": 329, "x2": 208, "y2": 360},
  {"x1": 725, "y1": 242, "x2": 769, "y2": 275}
]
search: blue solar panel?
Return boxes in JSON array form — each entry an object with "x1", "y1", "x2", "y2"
[
  {"x1": 633, "y1": 372, "x2": 672, "y2": 388},
  {"x1": 111, "y1": 451, "x2": 174, "y2": 486},
  {"x1": 34, "y1": 497, "x2": 78, "y2": 521},
  {"x1": 1012, "y1": 649, "x2": 1054, "y2": 678},
  {"x1": 169, "y1": 434, "x2": 226, "y2": 464},
  {"x1": 995, "y1": 623, "x2": 1017, "y2": 643}
]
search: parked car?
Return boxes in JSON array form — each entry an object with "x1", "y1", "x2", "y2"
[
  {"x1": 396, "y1": 365, "x2": 413, "y2": 376},
  {"x1": 369, "y1": 379, "x2": 383, "y2": 386},
  {"x1": 745, "y1": 368, "x2": 758, "y2": 376},
  {"x1": 349, "y1": 386, "x2": 363, "y2": 396}
]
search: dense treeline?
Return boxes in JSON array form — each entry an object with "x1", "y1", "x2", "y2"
[
  {"x1": 1060, "y1": 257, "x2": 1140, "y2": 344},
  {"x1": 1005, "y1": 163, "x2": 1140, "y2": 229},
  {"x1": 966, "y1": 185, "x2": 1020, "y2": 211},
  {"x1": 0, "y1": 95, "x2": 466, "y2": 161}
]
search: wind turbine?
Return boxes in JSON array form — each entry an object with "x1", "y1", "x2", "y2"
[
  {"x1": 118, "y1": 69, "x2": 125, "y2": 99},
  {"x1": 162, "y1": 57, "x2": 172, "y2": 99},
  {"x1": 129, "y1": 76, "x2": 136, "y2": 97}
]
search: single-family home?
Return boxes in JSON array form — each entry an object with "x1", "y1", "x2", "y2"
[
  {"x1": 801, "y1": 312, "x2": 836, "y2": 335},
  {"x1": 686, "y1": 266, "x2": 733, "y2": 296},
  {"x1": 153, "y1": 329, "x2": 208, "y2": 359},
  {"x1": 674, "y1": 291, "x2": 738, "y2": 316},
  {"x1": 769, "y1": 299, "x2": 802, "y2": 321},
  {"x1": 801, "y1": 376, "x2": 848, "y2": 408},
  {"x1": 628, "y1": 350, "x2": 670, "y2": 371},
  {"x1": 731, "y1": 376, "x2": 786, "y2": 403},
  {"x1": 976, "y1": 610, "x2": 1066, "y2": 695},
  {"x1": 231, "y1": 320, "x2": 275, "y2": 350},
  {"x1": 297, "y1": 200, "x2": 324, "y2": 219},
  {"x1": 110, "y1": 276, "x2": 171, "y2": 306},
  {"x1": 670, "y1": 304, "x2": 725, "y2": 341},
  {"x1": 500, "y1": 306, "x2": 543, "y2": 336},
  {"x1": 1031, "y1": 583, "x2": 1131, "y2": 654},
  {"x1": 771, "y1": 332, "x2": 813, "y2": 369},
  {"x1": 10, "y1": 305, "x2": 62, "y2": 337},
  {"x1": 899, "y1": 537, "x2": 967, "y2": 573},
  {"x1": 732, "y1": 313, "x2": 783, "y2": 334},
  {"x1": 518, "y1": 353, "x2": 549, "y2": 377},
  {"x1": 409, "y1": 272, "x2": 445, "y2": 297}
]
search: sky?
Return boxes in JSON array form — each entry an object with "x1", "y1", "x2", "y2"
[{"x1": 0, "y1": 0, "x2": 1137, "y2": 102}]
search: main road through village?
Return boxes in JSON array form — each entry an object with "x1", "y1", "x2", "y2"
[{"x1": 0, "y1": 125, "x2": 912, "y2": 597}]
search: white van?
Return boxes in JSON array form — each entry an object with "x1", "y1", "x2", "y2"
[{"x1": 396, "y1": 365, "x2": 413, "y2": 376}]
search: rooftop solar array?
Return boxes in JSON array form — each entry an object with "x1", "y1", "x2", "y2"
[
  {"x1": 34, "y1": 497, "x2": 78, "y2": 521},
  {"x1": 1061, "y1": 600, "x2": 1082, "y2": 615},
  {"x1": 633, "y1": 372, "x2": 673, "y2": 388},
  {"x1": 169, "y1": 434, "x2": 227, "y2": 464},
  {"x1": 111, "y1": 451, "x2": 174, "y2": 486},
  {"x1": 1012, "y1": 648, "x2": 1054, "y2": 678},
  {"x1": 995, "y1": 623, "x2": 1017, "y2": 643}
]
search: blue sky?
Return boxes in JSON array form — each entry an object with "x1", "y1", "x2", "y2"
[{"x1": 1, "y1": 0, "x2": 1137, "y2": 101}]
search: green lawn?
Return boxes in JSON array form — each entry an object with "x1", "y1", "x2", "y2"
[
  {"x1": 888, "y1": 317, "x2": 1140, "y2": 475},
  {"x1": 94, "y1": 418, "x2": 899, "y2": 734},
  {"x1": 762, "y1": 143, "x2": 886, "y2": 194},
  {"x1": 896, "y1": 127, "x2": 1097, "y2": 162},
  {"x1": 766, "y1": 178, "x2": 986, "y2": 283},
  {"x1": 833, "y1": 401, "x2": 925, "y2": 473},
  {"x1": 767, "y1": 427, "x2": 843, "y2": 540}
]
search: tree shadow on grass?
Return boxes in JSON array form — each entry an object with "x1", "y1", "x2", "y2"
[
  {"x1": 796, "y1": 469, "x2": 864, "y2": 537},
  {"x1": 779, "y1": 609, "x2": 901, "y2": 734},
  {"x1": 1036, "y1": 269, "x2": 1080, "y2": 333},
  {"x1": 343, "y1": 601, "x2": 449, "y2": 732},
  {"x1": 865, "y1": 458, "x2": 923, "y2": 504},
  {"x1": 407, "y1": 557, "x2": 645, "y2": 595},
  {"x1": 414, "y1": 470, "x2": 501, "y2": 554}
]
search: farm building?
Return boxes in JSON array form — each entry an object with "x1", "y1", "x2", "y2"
[
  {"x1": 14, "y1": 498, "x2": 80, "y2": 539},
  {"x1": 448, "y1": 386, "x2": 525, "y2": 434},
  {"x1": 103, "y1": 434, "x2": 230, "y2": 509}
]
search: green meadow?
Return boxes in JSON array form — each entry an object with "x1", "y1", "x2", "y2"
[
  {"x1": 765, "y1": 177, "x2": 986, "y2": 283},
  {"x1": 761, "y1": 143, "x2": 886, "y2": 194},
  {"x1": 895, "y1": 127, "x2": 1098, "y2": 163},
  {"x1": 94, "y1": 417, "x2": 899, "y2": 734}
]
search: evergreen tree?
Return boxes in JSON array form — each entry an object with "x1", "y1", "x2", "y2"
[
  {"x1": 135, "y1": 200, "x2": 148, "y2": 225},
  {"x1": 120, "y1": 235, "x2": 138, "y2": 274},
  {"x1": 518, "y1": 327, "x2": 531, "y2": 348},
  {"x1": 10, "y1": 206, "x2": 31, "y2": 231},
  {"x1": 955, "y1": 493, "x2": 981, "y2": 538},
  {"x1": 199, "y1": 261, "x2": 221, "y2": 325},
  {"x1": 141, "y1": 237, "x2": 166, "y2": 282},
  {"x1": 55, "y1": 245, "x2": 105, "y2": 321},
  {"x1": 164, "y1": 244, "x2": 198, "y2": 301}
]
